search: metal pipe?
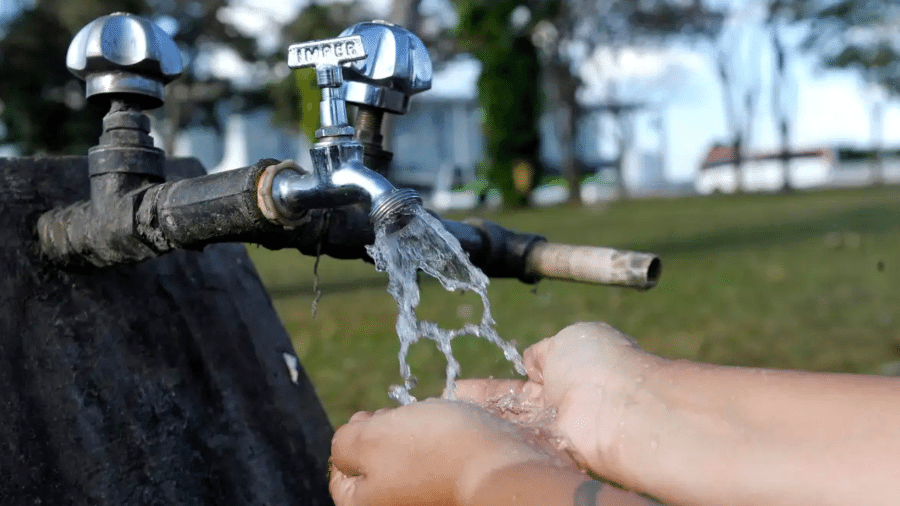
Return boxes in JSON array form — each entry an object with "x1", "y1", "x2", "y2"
[
  {"x1": 39, "y1": 160, "x2": 661, "y2": 289},
  {"x1": 144, "y1": 163, "x2": 279, "y2": 248},
  {"x1": 454, "y1": 218, "x2": 661, "y2": 289},
  {"x1": 525, "y1": 242, "x2": 661, "y2": 290},
  {"x1": 353, "y1": 105, "x2": 392, "y2": 176}
]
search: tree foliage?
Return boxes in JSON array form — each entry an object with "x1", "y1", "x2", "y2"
[
  {"x1": 0, "y1": 2, "x2": 137, "y2": 154},
  {"x1": 457, "y1": 0, "x2": 542, "y2": 207},
  {"x1": 455, "y1": 0, "x2": 724, "y2": 205},
  {"x1": 789, "y1": 0, "x2": 900, "y2": 94}
]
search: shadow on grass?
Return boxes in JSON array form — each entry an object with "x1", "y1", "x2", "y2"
[
  {"x1": 266, "y1": 276, "x2": 387, "y2": 299},
  {"x1": 636, "y1": 202, "x2": 900, "y2": 257}
]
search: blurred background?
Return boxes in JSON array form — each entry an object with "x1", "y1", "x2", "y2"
[{"x1": 2, "y1": 0, "x2": 899, "y2": 425}]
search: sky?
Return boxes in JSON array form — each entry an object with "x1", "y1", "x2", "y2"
[{"x1": 565, "y1": 3, "x2": 900, "y2": 183}]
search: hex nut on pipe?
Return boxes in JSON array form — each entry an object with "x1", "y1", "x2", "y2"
[{"x1": 257, "y1": 160, "x2": 308, "y2": 228}]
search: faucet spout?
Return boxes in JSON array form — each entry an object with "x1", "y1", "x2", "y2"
[
  {"x1": 331, "y1": 161, "x2": 394, "y2": 206},
  {"x1": 332, "y1": 161, "x2": 422, "y2": 226},
  {"x1": 265, "y1": 153, "x2": 421, "y2": 228}
]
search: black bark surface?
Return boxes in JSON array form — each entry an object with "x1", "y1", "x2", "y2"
[{"x1": 0, "y1": 156, "x2": 333, "y2": 505}]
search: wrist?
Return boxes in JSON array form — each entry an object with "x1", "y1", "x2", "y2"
[
  {"x1": 610, "y1": 357, "x2": 747, "y2": 500},
  {"x1": 582, "y1": 352, "x2": 672, "y2": 486},
  {"x1": 457, "y1": 449, "x2": 554, "y2": 506},
  {"x1": 465, "y1": 461, "x2": 588, "y2": 506}
]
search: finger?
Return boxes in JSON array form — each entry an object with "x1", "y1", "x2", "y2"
[
  {"x1": 330, "y1": 419, "x2": 369, "y2": 475},
  {"x1": 332, "y1": 406, "x2": 404, "y2": 475},
  {"x1": 453, "y1": 379, "x2": 527, "y2": 404},
  {"x1": 329, "y1": 462, "x2": 374, "y2": 506},
  {"x1": 523, "y1": 337, "x2": 552, "y2": 384},
  {"x1": 348, "y1": 410, "x2": 373, "y2": 423},
  {"x1": 562, "y1": 321, "x2": 638, "y2": 347}
]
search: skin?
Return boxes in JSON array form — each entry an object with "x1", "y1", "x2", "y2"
[
  {"x1": 329, "y1": 398, "x2": 654, "y2": 506},
  {"x1": 330, "y1": 321, "x2": 900, "y2": 506}
]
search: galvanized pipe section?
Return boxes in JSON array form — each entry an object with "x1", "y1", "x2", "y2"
[
  {"x1": 144, "y1": 163, "x2": 277, "y2": 248},
  {"x1": 353, "y1": 105, "x2": 392, "y2": 176},
  {"x1": 38, "y1": 162, "x2": 281, "y2": 267}
]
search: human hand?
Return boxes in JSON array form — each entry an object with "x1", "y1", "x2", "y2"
[
  {"x1": 329, "y1": 398, "x2": 575, "y2": 506},
  {"x1": 455, "y1": 322, "x2": 663, "y2": 479}
]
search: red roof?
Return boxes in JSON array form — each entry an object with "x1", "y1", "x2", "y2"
[{"x1": 700, "y1": 145, "x2": 831, "y2": 170}]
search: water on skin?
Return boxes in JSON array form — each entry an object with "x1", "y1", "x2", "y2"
[{"x1": 367, "y1": 206, "x2": 527, "y2": 404}]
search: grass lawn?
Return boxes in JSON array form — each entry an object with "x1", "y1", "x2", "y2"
[{"x1": 247, "y1": 185, "x2": 900, "y2": 426}]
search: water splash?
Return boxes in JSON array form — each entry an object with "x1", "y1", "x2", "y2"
[{"x1": 367, "y1": 206, "x2": 526, "y2": 404}]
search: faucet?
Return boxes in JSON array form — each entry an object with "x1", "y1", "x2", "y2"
[
  {"x1": 337, "y1": 20, "x2": 433, "y2": 175},
  {"x1": 35, "y1": 13, "x2": 661, "y2": 290},
  {"x1": 261, "y1": 31, "x2": 422, "y2": 230}
]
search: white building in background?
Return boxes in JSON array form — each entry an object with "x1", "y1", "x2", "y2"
[
  {"x1": 695, "y1": 145, "x2": 900, "y2": 194},
  {"x1": 390, "y1": 96, "x2": 483, "y2": 189}
]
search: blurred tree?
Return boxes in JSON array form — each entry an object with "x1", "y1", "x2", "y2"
[
  {"x1": 457, "y1": 0, "x2": 542, "y2": 207},
  {"x1": 792, "y1": 0, "x2": 900, "y2": 92},
  {"x1": 788, "y1": 0, "x2": 900, "y2": 183},
  {"x1": 542, "y1": 1, "x2": 723, "y2": 202},
  {"x1": 0, "y1": 0, "x2": 142, "y2": 154},
  {"x1": 456, "y1": 0, "x2": 724, "y2": 205},
  {"x1": 0, "y1": 0, "x2": 259, "y2": 156},
  {"x1": 715, "y1": 13, "x2": 766, "y2": 194},
  {"x1": 145, "y1": 0, "x2": 260, "y2": 155},
  {"x1": 767, "y1": 0, "x2": 799, "y2": 192}
]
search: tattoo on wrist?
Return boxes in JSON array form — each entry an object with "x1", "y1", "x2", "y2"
[{"x1": 574, "y1": 480, "x2": 603, "y2": 506}]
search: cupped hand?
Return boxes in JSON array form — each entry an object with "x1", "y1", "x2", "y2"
[
  {"x1": 455, "y1": 322, "x2": 662, "y2": 478},
  {"x1": 329, "y1": 398, "x2": 575, "y2": 506}
]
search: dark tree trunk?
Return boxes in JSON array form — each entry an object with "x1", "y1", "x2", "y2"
[
  {"x1": 0, "y1": 156, "x2": 333, "y2": 505},
  {"x1": 546, "y1": 61, "x2": 582, "y2": 205},
  {"x1": 779, "y1": 121, "x2": 793, "y2": 193},
  {"x1": 733, "y1": 136, "x2": 744, "y2": 193}
]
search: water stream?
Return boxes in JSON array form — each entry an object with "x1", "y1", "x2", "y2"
[{"x1": 366, "y1": 206, "x2": 527, "y2": 404}]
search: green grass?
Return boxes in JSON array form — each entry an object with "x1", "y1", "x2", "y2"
[{"x1": 247, "y1": 186, "x2": 900, "y2": 426}]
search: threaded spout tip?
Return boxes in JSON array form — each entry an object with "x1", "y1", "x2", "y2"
[{"x1": 370, "y1": 188, "x2": 422, "y2": 228}]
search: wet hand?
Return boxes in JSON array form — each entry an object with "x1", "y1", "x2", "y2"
[
  {"x1": 329, "y1": 399, "x2": 575, "y2": 506},
  {"x1": 455, "y1": 322, "x2": 662, "y2": 478}
]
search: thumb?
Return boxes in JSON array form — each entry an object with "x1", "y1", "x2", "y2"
[{"x1": 523, "y1": 337, "x2": 552, "y2": 384}]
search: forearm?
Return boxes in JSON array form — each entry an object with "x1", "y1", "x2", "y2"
[
  {"x1": 466, "y1": 462, "x2": 659, "y2": 506},
  {"x1": 611, "y1": 359, "x2": 900, "y2": 506}
]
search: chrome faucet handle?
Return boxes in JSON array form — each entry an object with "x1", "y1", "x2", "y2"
[
  {"x1": 66, "y1": 12, "x2": 183, "y2": 109},
  {"x1": 288, "y1": 35, "x2": 367, "y2": 138},
  {"x1": 338, "y1": 21, "x2": 432, "y2": 114}
]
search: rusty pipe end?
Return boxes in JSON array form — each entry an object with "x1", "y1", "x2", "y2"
[{"x1": 525, "y1": 242, "x2": 662, "y2": 290}]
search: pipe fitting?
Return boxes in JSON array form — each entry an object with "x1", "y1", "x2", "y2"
[{"x1": 257, "y1": 160, "x2": 310, "y2": 228}]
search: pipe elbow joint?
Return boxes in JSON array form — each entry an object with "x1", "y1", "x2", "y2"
[{"x1": 37, "y1": 186, "x2": 159, "y2": 267}]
